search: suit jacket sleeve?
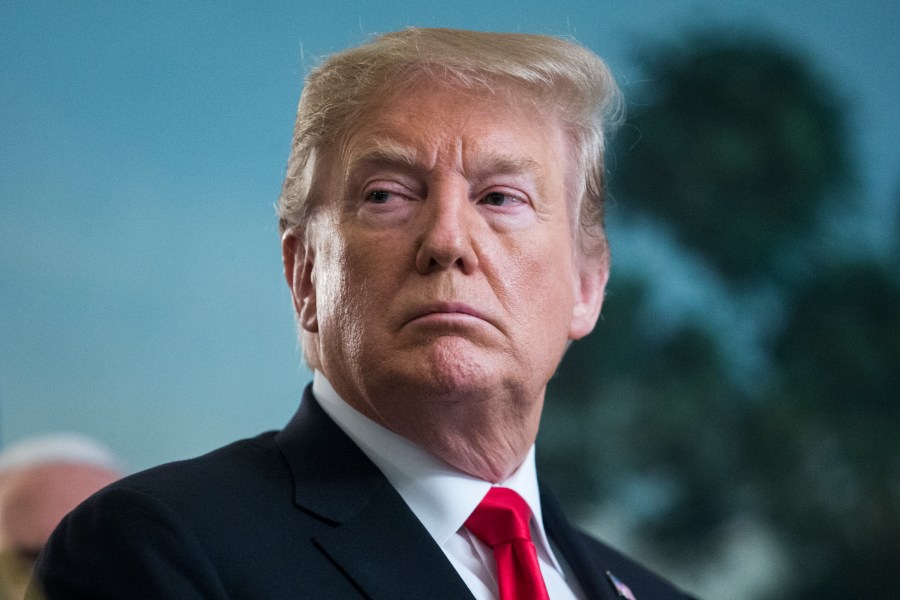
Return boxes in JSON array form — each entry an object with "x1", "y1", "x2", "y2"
[{"x1": 28, "y1": 486, "x2": 229, "y2": 600}]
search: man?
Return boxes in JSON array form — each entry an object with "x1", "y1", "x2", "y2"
[
  {"x1": 31, "y1": 28, "x2": 696, "y2": 599},
  {"x1": 0, "y1": 435, "x2": 122, "y2": 600}
]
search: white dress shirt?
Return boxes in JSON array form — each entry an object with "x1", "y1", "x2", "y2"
[{"x1": 313, "y1": 372, "x2": 584, "y2": 600}]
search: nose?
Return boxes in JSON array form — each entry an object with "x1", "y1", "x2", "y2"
[{"x1": 415, "y1": 184, "x2": 479, "y2": 275}]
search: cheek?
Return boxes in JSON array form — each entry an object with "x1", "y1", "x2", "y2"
[
  {"x1": 314, "y1": 254, "x2": 372, "y2": 369},
  {"x1": 503, "y1": 241, "x2": 577, "y2": 328},
  {"x1": 316, "y1": 234, "x2": 396, "y2": 338},
  {"x1": 312, "y1": 237, "x2": 355, "y2": 336}
]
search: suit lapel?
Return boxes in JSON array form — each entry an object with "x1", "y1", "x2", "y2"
[
  {"x1": 275, "y1": 388, "x2": 474, "y2": 600},
  {"x1": 541, "y1": 486, "x2": 620, "y2": 600},
  {"x1": 314, "y1": 482, "x2": 474, "y2": 600}
]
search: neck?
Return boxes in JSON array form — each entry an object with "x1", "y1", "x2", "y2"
[
  {"x1": 372, "y1": 394, "x2": 543, "y2": 483},
  {"x1": 320, "y1": 370, "x2": 544, "y2": 483}
]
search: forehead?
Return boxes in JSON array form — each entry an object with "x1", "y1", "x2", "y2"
[{"x1": 336, "y1": 79, "x2": 572, "y2": 179}]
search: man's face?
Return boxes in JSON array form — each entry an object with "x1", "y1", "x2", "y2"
[{"x1": 284, "y1": 81, "x2": 607, "y2": 470}]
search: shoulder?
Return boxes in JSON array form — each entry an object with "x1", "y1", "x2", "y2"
[
  {"x1": 572, "y1": 529, "x2": 699, "y2": 600},
  {"x1": 109, "y1": 430, "x2": 285, "y2": 504},
  {"x1": 541, "y1": 486, "x2": 698, "y2": 599},
  {"x1": 76, "y1": 429, "x2": 311, "y2": 558},
  {"x1": 30, "y1": 431, "x2": 318, "y2": 599}
]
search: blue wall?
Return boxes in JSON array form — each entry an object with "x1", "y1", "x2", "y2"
[{"x1": 2, "y1": 0, "x2": 898, "y2": 470}]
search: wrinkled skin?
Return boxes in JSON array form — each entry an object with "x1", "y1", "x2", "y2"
[{"x1": 284, "y1": 81, "x2": 608, "y2": 482}]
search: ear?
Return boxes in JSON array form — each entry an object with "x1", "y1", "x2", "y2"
[
  {"x1": 569, "y1": 254, "x2": 610, "y2": 340},
  {"x1": 282, "y1": 229, "x2": 318, "y2": 333}
]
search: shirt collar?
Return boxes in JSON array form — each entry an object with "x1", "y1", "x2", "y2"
[{"x1": 311, "y1": 371, "x2": 559, "y2": 570}]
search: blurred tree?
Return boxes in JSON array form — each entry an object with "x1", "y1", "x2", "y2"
[
  {"x1": 540, "y1": 30, "x2": 899, "y2": 600},
  {"x1": 543, "y1": 275, "x2": 748, "y2": 559},
  {"x1": 761, "y1": 261, "x2": 900, "y2": 599},
  {"x1": 611, "y1": 34, "x2": 850, "y2": 282}
]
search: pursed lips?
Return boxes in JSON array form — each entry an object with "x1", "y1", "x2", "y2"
[{"x1": 404, "y1": 302, "x2": 494, "y2": 328}]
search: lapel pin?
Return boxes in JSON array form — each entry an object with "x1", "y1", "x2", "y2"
[{"x1": 606, "y1": 571, "x2": 637, "y2": 600}]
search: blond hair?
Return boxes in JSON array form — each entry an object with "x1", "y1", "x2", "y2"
[{"x1": 277, "y1": 27, "x2": 622, "y2": 258}]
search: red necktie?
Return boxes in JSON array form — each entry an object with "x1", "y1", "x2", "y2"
[{"x1": 465, "y1": 487, "x2": 550, "y2": 600}]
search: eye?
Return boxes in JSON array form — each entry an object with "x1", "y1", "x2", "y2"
[
  {"x1": 366, "y1": 189, "x2": 394, "y2": 204},
  {"x1": 479, "y1": 191, "x2": 525, "y2": 207}
]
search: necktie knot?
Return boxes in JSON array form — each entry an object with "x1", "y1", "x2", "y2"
[
  {"x1": 465, "y1": 487, "x2": 533, "y2": 546},
  {"x1": 465, "y1": 487, "x2": 550, "y2": 600}
]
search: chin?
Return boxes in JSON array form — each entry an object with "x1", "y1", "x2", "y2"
[{"x1": 390, "y1": 337, "x2": 507, "y2": 400}]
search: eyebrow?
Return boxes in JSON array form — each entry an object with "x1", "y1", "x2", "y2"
[
  {"x1": 346, "y1": 140, "x2": 419, "y2": 176},
  {"x1": 473, "y1": 154, "x2": 543, "y2": 181},
  {"x1": 346, "y1": 139, "x2": 545, "y2": 184}
]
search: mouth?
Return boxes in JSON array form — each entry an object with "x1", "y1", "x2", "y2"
[{"x1": 405, "y1": 302, "x2": 491, "y2": 327}]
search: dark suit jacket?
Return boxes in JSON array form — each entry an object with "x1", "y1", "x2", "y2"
[{"x1": 31, "y1": 387, "x2": 696, "y2": 599}]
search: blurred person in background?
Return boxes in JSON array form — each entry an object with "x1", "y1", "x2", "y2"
[{"x1": 0, "y1": 434, "x2": 122, "y2": 600}]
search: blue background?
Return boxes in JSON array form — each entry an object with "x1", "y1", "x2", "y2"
[{"x1": 2, "y1": 0, "x2": 897, "y2": 475}]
